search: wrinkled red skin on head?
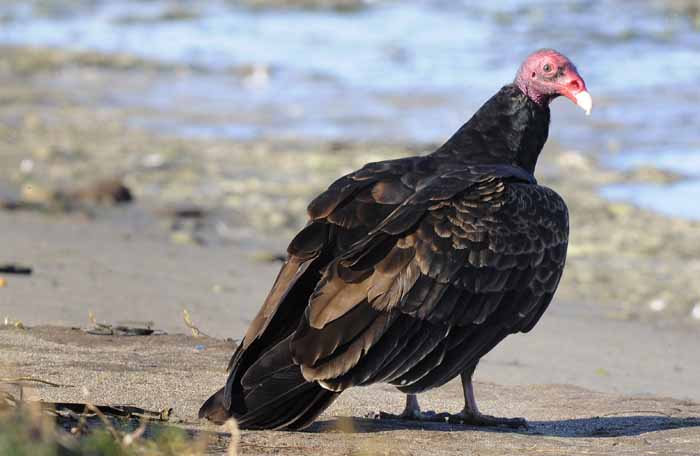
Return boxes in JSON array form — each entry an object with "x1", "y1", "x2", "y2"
[{"x1": 514, "y1": 49, "x2": 587, "y2": 107}]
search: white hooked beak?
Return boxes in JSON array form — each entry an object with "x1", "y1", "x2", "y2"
[{"x1": 574, "y1": 90, "x2": 593, "y2": 116}]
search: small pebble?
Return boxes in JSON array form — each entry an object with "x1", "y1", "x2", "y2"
[
  {"x1": 142, "y1": 153, "x2": 165, "y2": 168},
  {"x1": 649, "y1": 298, "x2": 666, "y2": 312},
  {"x1": 691, "y1": 304, "x2": 700, "y2": 320},
  {"x1": 19, "y1": 159, "x2": 34, "y2": 174}
]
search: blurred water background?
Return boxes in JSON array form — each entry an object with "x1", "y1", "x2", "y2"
[{"x1": 1, "y1": 0, "x2": 698, "y2": 217}]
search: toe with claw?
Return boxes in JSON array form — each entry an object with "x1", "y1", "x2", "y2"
[
  {"x1": 447, "y1": 411, "x2": 528, "y2": 429},
  {"x1": 369, "y1": 409, "x2": 440, "y2": 421},
  {"x1": 368, "y1": 394, "x2": 444, "y2": 422}
]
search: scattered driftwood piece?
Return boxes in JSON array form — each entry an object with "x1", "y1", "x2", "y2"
[
  {"x1": 85, "y1": 324, "x2": 160, "y2": 336},
  {"x1": 0, "y1": 377, "x2": 74, "y2": 388},
  {"x1": 57, "y1": 178, "x2": 133, "y2": 206},
  {"x1": 1, "y1": 391, "x2": 172, "y2": 422},
  {"x1": 0, "y1": 264, "x2": 32, "y2": 275},
  {"x1": 49, "y1": 402, "x2": 173, "y2": 422},
  {"x1": 84, "y1": 315, "x2": 162, "y2": 336},
  {"x1": 0, "y1": 178, "x2": 132, "y2": 214},
  {"x1": 113, "y1": 326, "x2": 155, "y2": 336}
]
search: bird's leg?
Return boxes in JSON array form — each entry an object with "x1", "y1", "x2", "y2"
[
  {"x1": 369, "y1": 368, "x2": 526, "y2": 427},
  {"x1": 445, "y1": 368, "x2": 527, "y2": 428},
  {"x1": 368, "y1": 394, "x2": 440, "y2": 421}
]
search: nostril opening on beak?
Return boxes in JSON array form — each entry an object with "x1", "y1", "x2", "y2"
[{"x1": 568, "y1": 80, "x2": 581, "y2": 92}]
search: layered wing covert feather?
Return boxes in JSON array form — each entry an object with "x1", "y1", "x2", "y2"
[{"x1": 225, "y1": 155, "x2": 567, "y2": 407}]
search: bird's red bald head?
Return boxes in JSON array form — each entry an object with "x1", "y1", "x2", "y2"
[{"x1": 515, "y1": 49, "x2": 592, "y2": 115}]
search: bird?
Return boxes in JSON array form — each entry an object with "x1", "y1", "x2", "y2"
[{"x1": 200, "y1": 48, "x2": 591, "y2": 430}]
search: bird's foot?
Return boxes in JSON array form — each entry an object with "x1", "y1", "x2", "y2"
[
  {"x1": 368, "y1": 409, "x2": 526, "y2": 428},
  {"x1": 366, "y1": 409, "x2": 443, "y2": 422},
  {"x1": 446, "y1": 411, "x2": 528, "y2": 429}
]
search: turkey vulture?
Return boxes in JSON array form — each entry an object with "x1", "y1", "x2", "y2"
[{"x1": 200, "y1": 49, "x2": 591, "y2": 430}]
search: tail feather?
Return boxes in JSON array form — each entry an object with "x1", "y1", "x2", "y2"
[
  {"x1": 284, "y1": 386, "x2": 339, "y2": 430},
  {"x1": 198, "y1": 387, "x2": 231, "y2": 424},
  {"x1": 200, "y1": 334, "x2": 340, "y2": 430},
  {"x1": 238, "y1": 379, "x2": 338, "y2": 430}
]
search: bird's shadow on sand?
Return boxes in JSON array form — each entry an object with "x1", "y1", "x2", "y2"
[{"x1": 308, "y1": 414, "x2": 700, "y2": 438}]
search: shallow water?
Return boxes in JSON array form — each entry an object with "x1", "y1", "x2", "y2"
[
  {"x1": 604, "y1": 148, "x2": 700, "y2": 219},
  {"x1": 2, "y1": 0, "x2": 699, "y2": 216}
]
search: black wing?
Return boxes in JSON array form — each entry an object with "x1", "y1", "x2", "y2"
[
  {"x1": 288, "y1": 169, "x2": 568, "y2": 393},
  {"x1": 219, "y1": 156, "x2": 422, "y2": 412},
  {"x1": 220, "y1": 155, "x2": 567, "y2": 415}
]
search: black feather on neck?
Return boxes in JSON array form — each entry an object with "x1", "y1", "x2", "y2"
[{"x1": 432, "y1": 84, "x2": 550, "y2": 174}]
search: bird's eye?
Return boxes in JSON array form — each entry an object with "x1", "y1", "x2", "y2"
[{"x1": 543, "y1": 64, "x2": 552, "y2": 72}]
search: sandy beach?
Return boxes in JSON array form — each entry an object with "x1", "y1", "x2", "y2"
[
  {"x1": 1, "y1": 42, "x2": 700, "y2": 454},
  {"x1": 2, "y1": 322, "x2": 700, "y2": 455}
]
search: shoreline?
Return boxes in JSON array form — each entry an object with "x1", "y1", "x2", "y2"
[{"x1": 1, "y1": 44, "x2": 699, "y2": 323}]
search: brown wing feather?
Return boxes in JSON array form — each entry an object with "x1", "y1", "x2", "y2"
[
  {"x1": 227, "y1": 154, "x2": 565, "y2": 405},
  {"x1": 222, "y1": 157, "x2": 423, "y2": 406},
  {"x1": 289, "y1": 175, "x2": 568, "y2": 390},
  {"x1": 241, "y1": 257, "x2": 312, "y2": 349},
  {"x1": 236, "y1": 157, "x2": 414, "y2": 351}
]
